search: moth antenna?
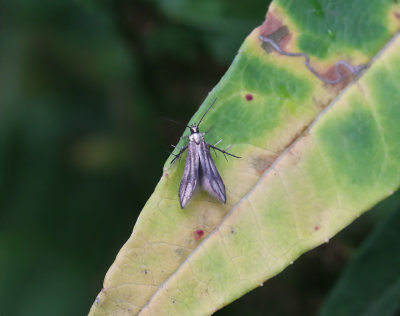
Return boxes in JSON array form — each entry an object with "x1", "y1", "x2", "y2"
[
  {"x1": 163, "y1": 117, "x2": 186, "y2": 127},
  {"x1": 197, "y1": 98, "x2": 217, "y2": 128}
]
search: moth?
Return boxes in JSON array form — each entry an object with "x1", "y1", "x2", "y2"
[{"x1": 171, "y1": 99, "x2": 240, "y2": 208}]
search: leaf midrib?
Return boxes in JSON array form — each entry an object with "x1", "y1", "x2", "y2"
[{"x1": 138, "y1": 29, "x2": 400, "y2": 316}]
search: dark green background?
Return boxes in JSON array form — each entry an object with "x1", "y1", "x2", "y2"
[{"x1": 1, "y1": 1, "x2": 399, "y2": 315}]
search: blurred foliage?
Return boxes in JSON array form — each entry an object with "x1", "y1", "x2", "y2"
[
  {"x1": 319, "y1": 204, "x2": 400, "y2": 316},
  {"x1": 0, "y1": 1, "x2": 399, "y2": 315}
]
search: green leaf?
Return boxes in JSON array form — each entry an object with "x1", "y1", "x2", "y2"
[
  {"x1": 318, "y1": 205, "x2": 400, "y2": 316},
  {"x1": 89, "y1": 0, "x2": 400, "y2": 315}
]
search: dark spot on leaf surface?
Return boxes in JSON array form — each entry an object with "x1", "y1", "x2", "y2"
[
  {"x1": 322, "y1": 63, "x2": 354, "y2": 89},
  {"x1": 194, "y1": 229, "x2": 204, "y2": 240},
  {"x1": 261, "y1": 26, "x2": 291, "y2": 54},
  {"x1": 245, "y1": 94, "x2": 253, "y2": 101},
  {"x1": 259, "y1": 7, "x2": 291, "y2": 51},
  {"x1": 175, "y1": 247, "x2": 185, "y2": 256},
  {"x1": 251, "y1": 153, "x2": 278, "y2": 175}
]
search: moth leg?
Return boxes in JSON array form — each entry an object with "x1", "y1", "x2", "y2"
[
  {"x1": 208, "y1": 139, "x2": 222, "y2": 158},
  {"x1": 208, "y1": 144, "x2": 241, "y2": 160},
  {"x1": 171, "y1": 144, "x2": 183, "y2": 150},
  {"x1": 170, "y1": 145, "x2": 188, "y2": 165}
]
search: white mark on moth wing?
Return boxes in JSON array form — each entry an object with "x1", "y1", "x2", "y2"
[{"x1": 186, "y1": 183, "x2": 192, "y2": 196}]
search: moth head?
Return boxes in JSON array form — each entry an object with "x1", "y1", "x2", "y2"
[
  {"x1": 189, "y1": 125, "x2": 199, "y2": 134},
  {"x1": 188, "y1": 98, "x2": 217, "y2": 135}
]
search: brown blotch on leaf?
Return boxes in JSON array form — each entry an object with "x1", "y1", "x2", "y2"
[
  {"x1": 394, "y1": 11, "x2": 400, "y2": 20},
  {"x1": 258, "y1": 8, "x2": 292, "y2": 52},
  {"x1": 194, "y1": 229, "x2": 204, "y2": 240},
  {"x1": 261, "y1": 26, "x2": 292, "y2": 54},
  {"x1": 314, "y1": 226, "x2": 320, "y2": 231},
  {"x1": 321, "y1": 63, "x2": 354, "y2": 90},
  {"x1": 259, "y1": 9, "x2": 283, "y2": 37},
  {"x1": 251, "y1": 153, "x2": 278, "y2": 175},
  {"x1": 175, "y1": 247, "x2": 185, "y2": 256}
]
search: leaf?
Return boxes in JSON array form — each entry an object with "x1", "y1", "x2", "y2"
[
  {"x1": 318, "y1": 205, "x2": 400, "y2": 316},
  {"x1": 89, "y1": 1, "x2": 400, "y2": 315}
]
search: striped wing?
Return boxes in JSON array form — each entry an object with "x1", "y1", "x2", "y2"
[
  {"x1": 179, "y1": 141, "x2": 200, "y2": 208},
  {"x1": 198, "y1": 140, "x2": 226, "y2": 203}
]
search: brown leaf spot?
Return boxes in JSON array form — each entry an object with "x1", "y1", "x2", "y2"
[
  {"x1": 259, "y1": 9, "x2": 283, "y2": 36},
  {"x1": 314, "y1": 226, "x2": 320, "y2": 231},
  {"x1": 251, "y1": 153, "x2": 278, "y2": 175},
  {"x1": 321, "y1": 63, "x2": 354, "y2": 89},
  {"x1": 259, "y1": 8, "x2": 292, "y2": 51},
  {"x1": 175, "y1": 247, "x2": 185, "y2": 256},
  {"x1": 394, "y1": 11, "x2": 400, "y2": 20}
]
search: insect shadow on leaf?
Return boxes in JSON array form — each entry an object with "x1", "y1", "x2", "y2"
[{"x1": 170, "y1": 98, "x2": 240, "y2": 208}]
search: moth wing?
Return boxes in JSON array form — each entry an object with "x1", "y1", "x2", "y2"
[
  {"x1": 179, "y1": 141, "x2": 200, "y2": 208},
  {"x1": 198, "y1": 141, "x2": 226, "y2": 203}
]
